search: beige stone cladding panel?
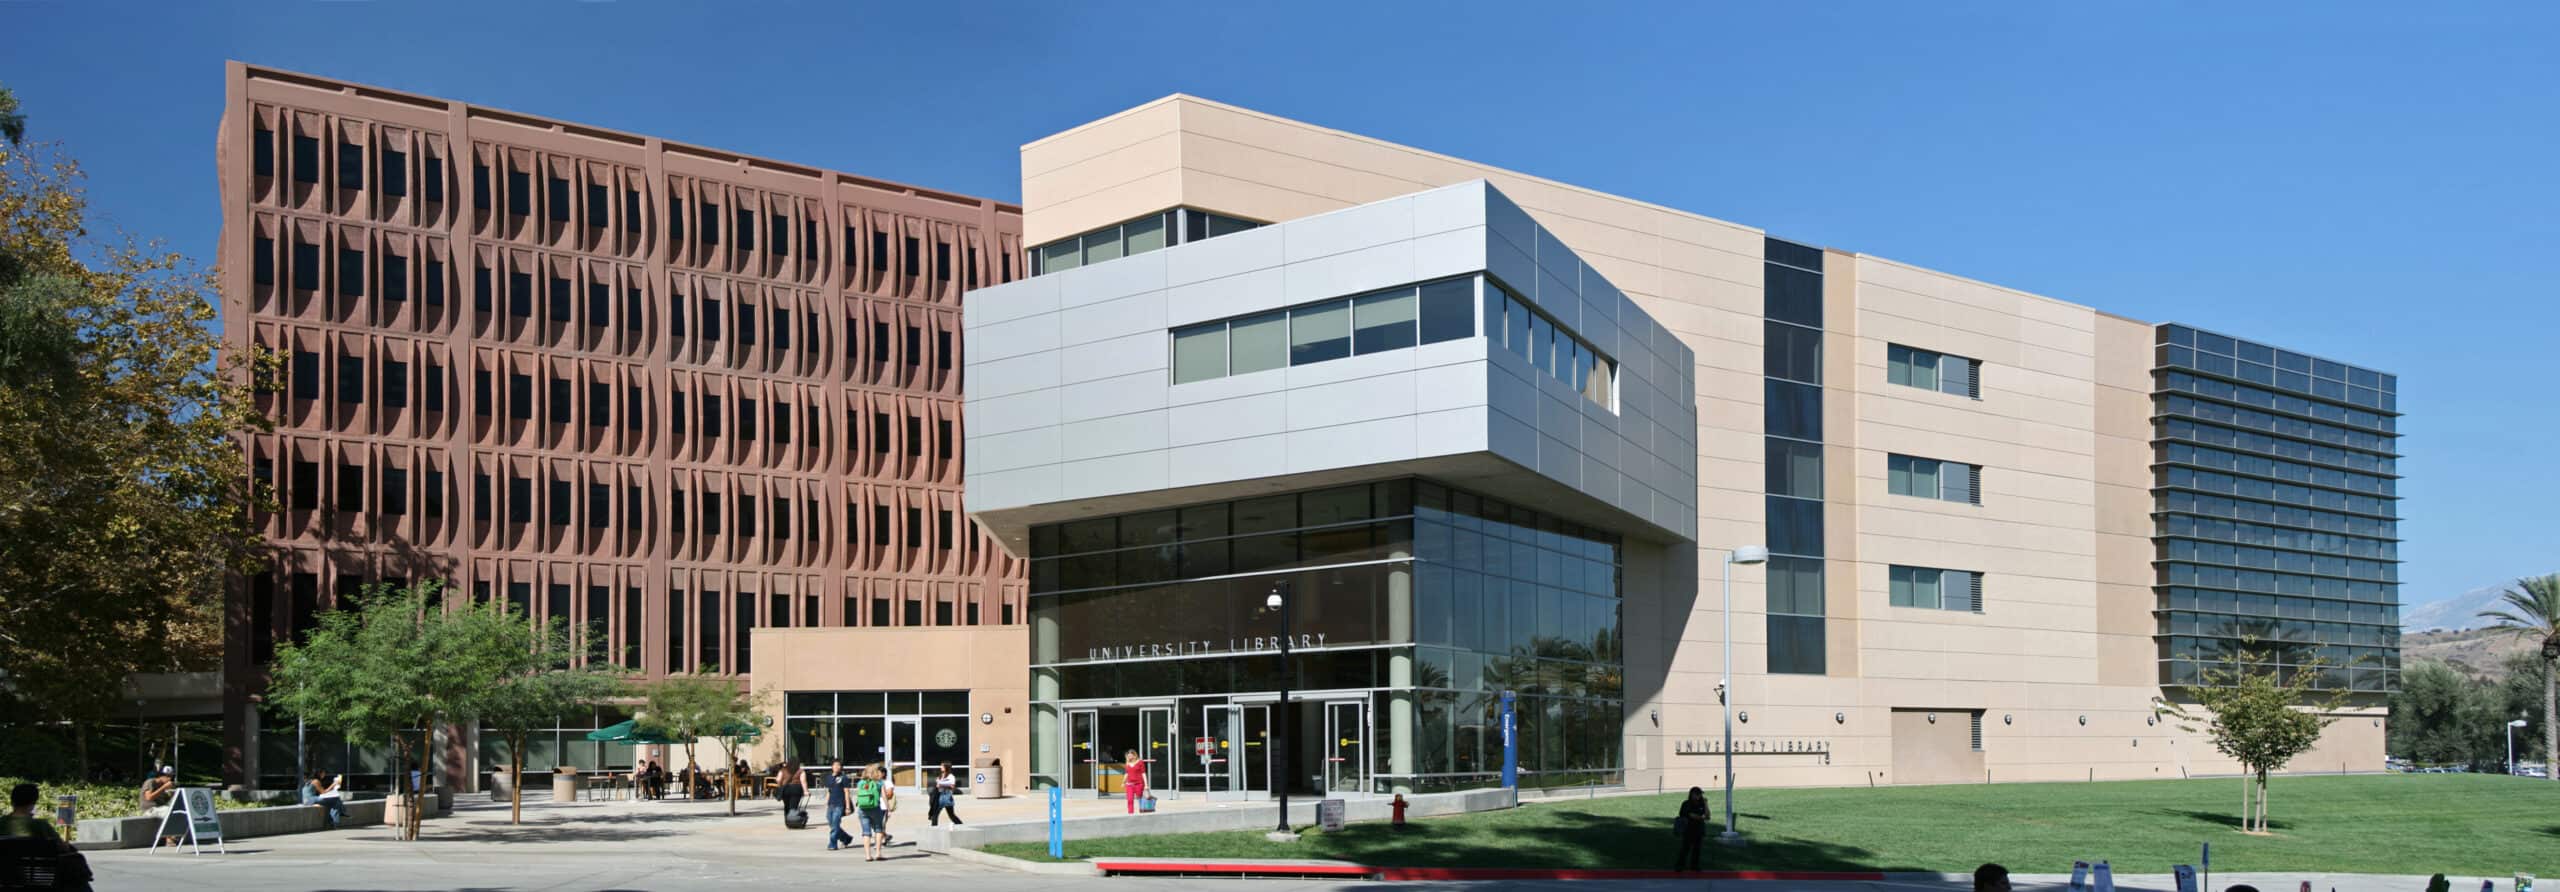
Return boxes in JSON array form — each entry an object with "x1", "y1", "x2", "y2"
[
  {"x1": 1019, "y1": 100, "x2": 1186, "y2": 246},
  {"x1": 2091, "y1": 313, "x2": 2159, "y2": 688},
  {"x1": 746, "y1": 626, "x2": 1033, "y2": 791}
]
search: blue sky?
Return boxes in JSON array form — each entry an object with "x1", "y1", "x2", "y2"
[{"x1": 9, "y1": 2, "x2": 2554, "y2": 611}]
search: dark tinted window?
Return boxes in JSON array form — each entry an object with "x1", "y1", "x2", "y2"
[
  {"x1": 1417, "y1": 278, "x2": 1474, "y2": 344},
  {"x1": 380, "y1": 148, "x2": 407, "y2": 196},
  {"x1": 337, "y1": 143, "x2": 363, "y2": 190},
  {"x1": 292, "y1": 135, "x2": 319, "y2": 184},
  {"x1": 1765, "y1": 237, "x2": 1823, "y2": 272},
  {"x1": 1764, "y1": 264, "x2": 1822, "y2": 327},
  {"x1": 1765, "y1": 320, "x2": 1820, "y2": 384},
  {"x1": 1766, "y1": 496, "x2": 1823, "y2": 557},
  {"x1": 1765, "y1": 379, "x2": 1822, "y2": 441}
]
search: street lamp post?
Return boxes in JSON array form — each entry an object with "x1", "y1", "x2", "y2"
[
  {"x1": 2509, "y1": 719, "x2": 2530, "y2": 776},
  {"x1": 1719, "y1": 545, "x2": 1769, "y2": 846},
  {"x1": 1268, "y1": 580, "x2": 1297, "y2": 839}
]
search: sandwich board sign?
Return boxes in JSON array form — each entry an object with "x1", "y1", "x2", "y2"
[{"x1": 151, "y1": 787, "x2": 226, "y2": 854}]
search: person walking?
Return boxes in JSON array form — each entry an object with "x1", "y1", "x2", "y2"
[
  {"x1": 821, "y1": 759, "x2": 854, "y2": 851},
  {"x1": 775, "y1": 761, "x2": 805, "y2": 828},
  {"x1": 1671, "y1": 786, "x2": 1709, "y2": 871},
  {"x1": 927, "y1": 762, "x2": 962, "y2": 826},
  {"x1": 1972, "y1": 863, "x2": 2012, "y2": 892},
  {"x1": 853, "y1": 764, "x2": 891, "y2": 861},
  {"x1": 1122, "y1": 748, "x2": 1148, "y2": 814}
]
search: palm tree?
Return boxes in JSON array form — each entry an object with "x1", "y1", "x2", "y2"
[{"x1": 2479, "y1": 573, "x2": 2560, "y2": 781}]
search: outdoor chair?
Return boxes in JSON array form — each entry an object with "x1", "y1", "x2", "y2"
[{"x1": 0, "y1": 835, "x2": 89, "y2": 890}]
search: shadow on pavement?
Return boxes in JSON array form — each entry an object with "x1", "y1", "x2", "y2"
[
  {"x1": 338, "y1": 807, "x2": 746, "y2": 845},
  {"x1": 2147, "y1": 808, "x2": 2294, "y2": 833}
]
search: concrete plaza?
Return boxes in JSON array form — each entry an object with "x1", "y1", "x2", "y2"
[{"x1": 82, "y1": 794, "x2": 2488, "y2": 892}]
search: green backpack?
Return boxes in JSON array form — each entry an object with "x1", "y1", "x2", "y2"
[{"x1": 853, "y1": 778, "x2": 881, "y2": 808}]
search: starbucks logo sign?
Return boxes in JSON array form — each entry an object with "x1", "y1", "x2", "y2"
[{"x1": 934, "y1": 728, "x2": 958, "y2": 748}]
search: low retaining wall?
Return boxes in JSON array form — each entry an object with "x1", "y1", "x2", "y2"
[
  {"x1": 928, "y1": 787, "x2": 1515, "y2": 851},
  {"x1": 73, "y1": 795, "x2": 449, "y2": 850}
]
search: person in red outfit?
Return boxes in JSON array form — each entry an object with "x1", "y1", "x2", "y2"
[{"x1": 1122, "y1": 748, "x2": 1147, "y2": 814}]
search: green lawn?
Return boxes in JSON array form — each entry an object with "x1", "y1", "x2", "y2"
[{"x1": 984, "y1": 775, "x2": 2560, "y2": 875}]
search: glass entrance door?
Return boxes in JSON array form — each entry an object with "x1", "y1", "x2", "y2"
[
  {"x1": 1068, "y1": 709, "x2": 1099, "y2": 790},
  {"x1": 1139, "y1": 706, "x2": 1176, "y2": 801},
  {"x1": 1324, "y1": 700, "x2": 1368, "y2": 794},
  {"x1": 1240, "y1": 704, "x2": 1271, "y2": 798},
  {"x1": 887, "y1": 718, "x2": 920, "y2": 790},
  {"x1": 1196, "y1": 705, "x2": 1238, "y2": 799}
]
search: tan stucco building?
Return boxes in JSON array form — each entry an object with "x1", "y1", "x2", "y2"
[{"x1": 965, "y1": 95, "x2": 2396, "y2": 796}]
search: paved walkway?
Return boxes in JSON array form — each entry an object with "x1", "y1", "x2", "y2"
[{"x1": 81, "y1": 795, "x2": 2513, "y2": 891}]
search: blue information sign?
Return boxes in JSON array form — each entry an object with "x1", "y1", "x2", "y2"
[
  {"x1": 1499, "y1": 690, "x2": 1518, "y2": 789},
  {"x1": 1046, "y1": 784, "x2": 1064, "y2": 858}
]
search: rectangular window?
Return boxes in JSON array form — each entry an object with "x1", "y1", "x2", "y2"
[
  {"x1": 547, "y1": 177, "x2": 570, "y2": 223},
  {"x1": 292, "y1": 135, "x2": 319, "y2": 185},
  {"x1": 424, "y1": 363, "x2": 444, "y2": 412},
  {"x1": 1888, "y1": 344, "x2": 1980, "y2": 398},
  {"x1": 335, "y1": 356, "x2": 364, "y2": 404},
  {"x1": 702, "y1": 394, "x2": 722, "y2": 436},
  {"x1": 336, "y1": 143, "x2": 363, "y2": 190},
  {"x1": 1352, "y1": 288, "x2": 1418, "y2": 354},
  {"x1": 588, "y1": 381, "x2": 610, "y2": 427},
  {"x1": 547, "y1": 378, "x2": 570, "y2": 424},
  {"x1": 473, "y1": 162, "x2": 491, "y2": 210},
  {"x1": 1766, "y1": 616, "x2": 1824, "y2": 675},
  {"x1": 422, "y1": 152, "x2": 443, "y2": 203},
  {"x1": 625, "y1": 191, "x2": 642, "y2": 233},
  {"x1": 905, "y1": 326, "x2": 921, "y2": 367},
  {"x1": 1765, "y1": 321, "x2": 1821, "y2": 384},
  {"x1": 292, "y1": 242, "x2": 318, "y2": 291},
  {"x1": 936, "y1": 330, "x2": 951, "y2": 370},
  {"x1": 379, "y1": 147, "x2": 406, "y2": 196},
  {"x1": 702, "y1": 492, "x2": 722, "y2": 532},
  {"x1": 1765, "y1": 380, "x2": 1821, "y2": 441},
  {"x1": 474, "y1": 370, "x2": 491, "y2": 416},
  {"x1": 382, "y1": 360, "x2": 408, "y2": 409},
  {"x1": 587, "y1": 283, "x2": 610, "y2": 327},
  {"x1": 739, "y1": 303, "x2": 757, "y2": 347},
  {"x1": 775, "y1": 309, "x2": 793, "y2": 351},
  {"x1": 1171, "y1": 322, "x2": 1226, "y2": 384},
  {"x1": 873, "y1": 413, "x2": 890, "y2": 454},
  {"x1": 1766, "y1": 439, "x2": 1822, "y2": 499},
  {"x1": 546, "y1": 277, "x2": 570, "y2": 322},
  {"x1": 906, "y1": 507, "x2": 923, "y2": 548},
  {"x1": 291, "y1": 460, "x2": 319, "y2": 511},
  {"x1": 736, "y1": 209, "x2": 755, "y2": 251},
  {"x1": 381, "y1": 254, "x2": 407, "y2": 302},
  {"x1": 507, "y1": 477, "x2": 531, "y2": 524},
  {"x1": 291, "y1": 350, "x2": 320, "y2": 400},
  {"x1": 773, "y1": 214, "x2": 790, "y2": 257},
  {"x1": 624, "y1": 288, "x2": 642, "y2": 333},
  {"x1": 774, "y1": 403, "x2": 793, "y2": 445},
  {"x1": 904, "y1": 416, "x2": 922, "y2": 457},
  {"x1": 873, "y1": 321, "x2": 890, "y2": 363},
  {"x1": 1888, "y1": 454, "x2": 1982, "y2": 505},
  {"x1": 702, "y1": 299, "x2": 722, "y2": 342},
  {"x1": 1418, "y1": 278, "x2": 1474, "y2": 344},
  {"x1": 254, "y1": 237, "x2": 275, "y2": 285},
  {"x1": 506, "y1": 170, "x2": 529, "y2": 217},
  {"x1": 904, "y1": 237, "x2": 921, "y2": 276},
  {"x1": 1288, "y1": 300, "x2": 1350, "y2": 365},
  {"x1": 1227, "y1": 311, "x2": 1287, "y2": 375},
  {"x1": 335, "y1": 463, "x2": 364, "y2": 512},
  {"x1": 254, "y1": 125, "x2": 275, "y2": 177},
  {"x1": 1766, "y1": 496, "x2": 1824, "y2": 557},
  {"x1": 508, "y1": 272, "x2": 532, "y2": 319},
  {"x1": 873, "y1": 505, "x2": 891, "y2": 547},
  {"x1": 336, "y1": 248, "x2": 364, "y2": 297},
  {"x1": 424, "y1": 258, "x2": 443, "y2": 306},
  {"x1": 474, "y1": 473, "x2": 490, "y2": 522},
  {"x1": 1764, "y1": 263, "x2": 1822, "y2": 327},
  {"x1": 938, "y1": 420, "x2": 953, "y2": 460},
  {"x1": 1891, "y1": 566, "x2": 1981, "y2": 613},
  {"x1": 509, "y1": 374, "x2": 532, "y2": 420},
  {"x1": 547, "y1": 479, "x2": 570, "y2": 526},
  {"x1": 740, "y1": 398, "x2": 759, "y2": 441},
  {"x1": 423, "y1": 469, "x2": 443, "y2": 517},
  {"x1": 701, "y1": 203, "x2": 719, "y2": 245},
  {"x1": 587, "y1": 483, "x2": 610, "y2": 528},
  {"x1": 738, "y1": 495, "x2": 757, "y2": 537},
  {"x1": 773, "y1": 498, "x2": 791, "y2": 540}
]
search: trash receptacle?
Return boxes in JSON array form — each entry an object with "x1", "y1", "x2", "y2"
[{"x1": 971, "y1": 756, "x2": 1005, "y2": 799}]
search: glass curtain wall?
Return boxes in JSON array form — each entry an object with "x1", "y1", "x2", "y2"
[
  {"x1": 2152, "y1": 325, "x2": 2401, "y2": 692},
  {"x1": 781, "y1": 691, "x2": 973, "y2": 785},
  {"x1": 1027, "y1": 478, "x2": 1624, "y2": 793},
  {"x1": 1762, "y1": 238, "x2": 1827, "y2": 675}
]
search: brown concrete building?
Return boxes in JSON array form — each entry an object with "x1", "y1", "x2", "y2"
[{"x1": 214, "y1": 62, "x2": 1030, "y2": 790}]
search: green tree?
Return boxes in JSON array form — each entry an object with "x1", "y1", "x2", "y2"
[
  {"x1": 2161, "y1": 644, "x2": 2347, "y2": 833},
  {"x1": 2478, "y1": 573, "x2": 2559, "y2": 781},
  {"x1": 458, "y1": 603, "x2": 627, "y2": 825},
  {"x1": 267, "y1": 581, "x2": 527, "y2": 840},
  {"x1": 2499, "y1": 651, "x2": 2551, "y2": 769},
  {"x1": 2389, "y1": 660, "x2": 2476, "y2": 767},
  {"x1": 0, "y1": 83, "x2": 270, "y2": 778},
  {"x1": 634, "y1": 674, "x2": 766, "y2": 816}
]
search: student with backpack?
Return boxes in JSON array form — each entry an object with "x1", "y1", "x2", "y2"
[{"x1": 854, "y1": 764, "x2": 894, "y2": 861}]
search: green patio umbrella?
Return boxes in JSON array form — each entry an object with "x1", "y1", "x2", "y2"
[{"x1": 585, "y1": 719, "x2": 678, "y2": 745}]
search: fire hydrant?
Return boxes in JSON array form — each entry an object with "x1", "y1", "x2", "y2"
[{"x1": 1390, "y1": 793, "x2": 1409, "y2": 830}]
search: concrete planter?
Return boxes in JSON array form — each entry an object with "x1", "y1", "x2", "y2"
[
  {"x1": 73, "y1": 796, "x2": 427, "y2": 850},
  {"x1": 550, "y1": 770, "x2": 580, "y2": 802}
]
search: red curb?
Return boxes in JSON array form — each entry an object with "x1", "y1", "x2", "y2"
[{"x1": 1093, "y1": 860, "x2": 1377, "y2": 877}]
